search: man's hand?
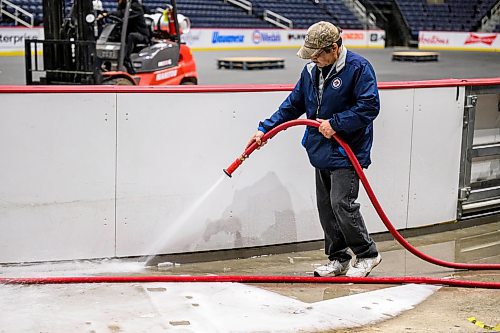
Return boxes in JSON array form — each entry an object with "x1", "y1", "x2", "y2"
[
  {"x1": 246, "y1": 130, "x2": 266, "y2": 149},
  {"x1": 317, "y1": 118, "x2": 336, "y2": 139},
  {"x1": 97, "y1": 12, "x2": 108, "y2": 20}
]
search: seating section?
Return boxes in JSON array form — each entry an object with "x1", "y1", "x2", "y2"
[
  {"x1": 360, "y1": 0, "x2": 393, "y2": 5},
  {"x1": 2, "y1": 0, "x2": 77, "y2": 25},
  {"x1": 250, "y1": 0, "x2": 362, "y2": 29},
  {"x1": 1, "y1": 0, "x2": 43, "y2": 25},
  {"x1": 1, "y1": 0, "x2": 364, "y2": 29},
  {"x1": 1, "y1": 0, "x2": 498, "y2": 34},
  {"x1": 396, "y1": 0, "x2": 498, "y2": 38},
  {"x1": 320, "y1": 0, "x2": 364, "y2": 29},
  {"x1": 163, "y1": 0, "x2": 275, "y2": 28}
]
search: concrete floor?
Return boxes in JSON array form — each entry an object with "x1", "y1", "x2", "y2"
[
  {"x1": 1, "y1": 221, "x2": 498, "y2": 332},
  {"x1": 0, "y1": 48, "x2": 499, "y2": 85},
  {"x1": 191, "y1": 47, "x2": 500, "y2": 85}
]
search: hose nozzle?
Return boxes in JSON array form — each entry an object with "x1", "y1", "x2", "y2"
[{"x1": 223, "y1": 154, "x2": 246, "y2": 177}]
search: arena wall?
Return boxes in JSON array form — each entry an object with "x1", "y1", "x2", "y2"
[
  {"x1": 0, "y1": 26, "x2": 384, "y2": 55},
  {"x1": 4, "y1": 27, "x2": 500, "y2": 56},
  {"x1": 0, "y1": 79, "x2": 497, "y2": 262}
]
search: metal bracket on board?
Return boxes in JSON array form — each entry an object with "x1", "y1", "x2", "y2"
[
  {"x1": 458, "y1": 187, "x2": 471, "y2": 202},
  {"x1": 465, "y1": 95, "x2": 478, "y2": 109}
]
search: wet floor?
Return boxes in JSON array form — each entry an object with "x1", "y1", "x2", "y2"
[
  {"x1": 0, "y1": 220, "x2": 498, "y2": 332},
  {"x1": 147, "y1": 220, "x2": 500, "y2": 281}
]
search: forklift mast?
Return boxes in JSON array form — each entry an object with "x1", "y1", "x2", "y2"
[
  {"x1": 43, "y1": 0, "x2": 94, "y2": 41},
  {"x1": 171, "y1": 0, "x2": 181, "y2": 44},
  {"x1": 41, "y1": 0, "x2": 64, "y2": 41},
  {"x1": 26, "y1": 0, "x2": 101, "y2": 84}
]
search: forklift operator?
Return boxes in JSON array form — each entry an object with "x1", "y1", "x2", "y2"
[{"x1": 99, "y1": 0, "x2": 150, "y2": 73}]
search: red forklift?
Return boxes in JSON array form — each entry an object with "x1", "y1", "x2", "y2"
[{"x1": 25, "y1": 0, "x2": 198, "y2": 85}]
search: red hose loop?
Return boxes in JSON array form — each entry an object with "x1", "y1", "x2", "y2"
[
  {"x1": 0, "y1": 275, "x2": 498, "y2": 288},
  {"x1": 244, "y1": 119, "x2": 318, "y2": 161},
  {"x1": 239, "y1": 119, "x2": 500, "y2": 271}
]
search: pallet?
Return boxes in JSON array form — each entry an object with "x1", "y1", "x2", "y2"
[
  {"x1": 217, "y1": 57, "x2": 285, "y2": 70},
  {"x1": 392, "y1": 51, "x2": 439, "y2": 62}
]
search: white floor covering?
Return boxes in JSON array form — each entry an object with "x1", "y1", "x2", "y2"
[{"x1": 0, "y1": 281, "x2": 439, "y2": 332}]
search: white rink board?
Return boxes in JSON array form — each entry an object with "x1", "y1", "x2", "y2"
[
  {"x1": 0, "y1": 85, "x2": 468, "y2": 262},
  {"x1": 359, "y1": 89, "x2": 414, "y2": 232},
  {"x1": 115, "y1": 92, "x2": 321, "y2": 256},
  {"x1": 407, "y1": 87, "x2": 465, "y2": 227},
  {"x1": 0, "y1": 93, "x2": 117, "y2": 262}
]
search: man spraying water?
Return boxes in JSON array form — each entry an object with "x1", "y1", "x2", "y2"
[{"x1": 246, "y1": 21, "x2": 382, "y2": 277}]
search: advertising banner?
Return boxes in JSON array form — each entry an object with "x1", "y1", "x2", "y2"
[
  {"x1": 184, "y1": 28, "x2": 385, "y2": 50},
  {"x1": 0, "y1": 27, "x2": 384, "y2": 55},
  {"x1": 419, "y1": 31, "x2": 499, "y2": 51},
  {"x1": 0, "y1": 27, "x2": 44, "y2": 55}
]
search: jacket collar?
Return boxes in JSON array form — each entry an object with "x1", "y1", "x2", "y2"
[
  {"x1": 306, "y1": 46, "x2": 348, "y2": 79},
  {"x1": 335, "y1": 45, "x2": 347, "y2": 73}
]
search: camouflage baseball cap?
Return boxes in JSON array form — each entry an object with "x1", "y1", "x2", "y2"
[{"x1": 297, "y1": 21, "x2": 341, "y2": 59}]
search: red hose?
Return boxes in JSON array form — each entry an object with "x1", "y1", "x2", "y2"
[
  {"x1": 1, "y1": 120, "x2": 498, "y2": 288},
  {"x1": 0, "y1": 275, "x2": 499, "y2": 288},
  {"x1": 226, "y1": 119, "x2": 500, "y2": 271}
]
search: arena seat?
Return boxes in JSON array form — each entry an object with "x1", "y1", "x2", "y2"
[
  {"x1": 0, "y1": 0, "x2": 362, "y2": 29},
  {"x1": 395, "y1": 0, "x2": 498, "y2": 39},
  {"x1": 250, "y1": 0, "x2": 358, "y2": 29},
  {"x1": 1, "y1": 0, "x2": 496, "y2": 36},
  {"x1": 147, "y1": 0, "x2": 275, "y2": 28}
]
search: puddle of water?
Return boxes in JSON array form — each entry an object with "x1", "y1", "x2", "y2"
[{"x1": 0, "y1": 258, "x2": 145, "y2": 278}]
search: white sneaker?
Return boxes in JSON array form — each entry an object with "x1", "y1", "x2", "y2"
[
  {"x1": 346, "y1": 254, "x2": 382, "y2": 277},
  {"x1": 314, "y1": 259, "x2": 351, "y2": 277}
]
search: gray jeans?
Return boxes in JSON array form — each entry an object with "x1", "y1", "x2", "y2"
[{"x1": 316, "y1": 168, "x2": 378, "y2": 262}]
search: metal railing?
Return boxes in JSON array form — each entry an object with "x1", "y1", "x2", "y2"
[
  {"x1": 0, "y1": 0, "x2": 34, "y2": 27},
  {"x1": 368, "y1": 12, "x2": 376, "y2": 28},
  {"x1": 263, "y1": 9, "x2": 292, "y2": 29},
  {"x1": 224, "y1": 0, "x2": 252, "y2": 14},
  {"x1": 479, "y1": 1, "x2": 500, "y2": 32},
  {"x1": 344, "y1": 0, "x2": 377, "y2": 29}
]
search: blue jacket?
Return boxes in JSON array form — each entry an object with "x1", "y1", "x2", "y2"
[{"x1": 258, "y1": 49, "x2": 380, "y2": 170}]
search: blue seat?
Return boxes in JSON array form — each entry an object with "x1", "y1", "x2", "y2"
[{"x1": 397, "y1": 0, "x2": 499, "y2": 32}]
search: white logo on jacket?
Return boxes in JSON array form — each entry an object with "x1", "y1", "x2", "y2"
[{"x1": 332, "y1": 77, "x2": 342, "y2": 89}]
